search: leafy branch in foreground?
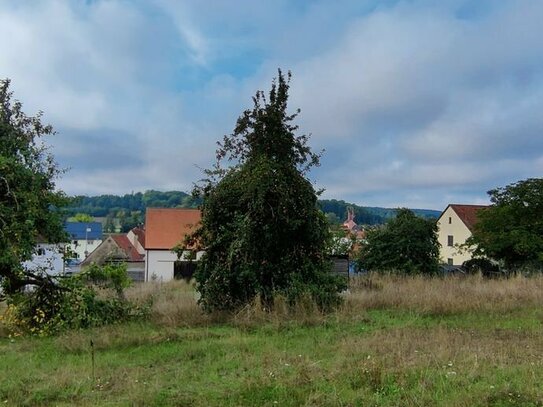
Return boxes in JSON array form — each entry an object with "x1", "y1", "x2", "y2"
[{"x1": 0, "y1": 79, "x2": 67, "y2": 296}]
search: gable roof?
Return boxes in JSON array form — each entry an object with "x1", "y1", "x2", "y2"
[
  {"x1": 65, "y1": 222, "x2": 103, "y2": 240},
  {"x1": 145, "y1": 208, "x2": 201, "y2": 250},
  {"x1": 441, "y1": 204, "x2": 488, "y2": 232},
  {"x1": 81, "y1": 234, "x2": 144, "y2": 266},
  {"x1": 111, "y1": 235, "x2": 145, "y2": 261},
  {"x1": 131, "y1": 227, "x2": 146, "y2": 248}
]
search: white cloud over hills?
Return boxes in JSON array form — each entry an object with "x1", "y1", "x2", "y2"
[{"x1": 1, "y1": 0, "x2": 541, "y2": 209}]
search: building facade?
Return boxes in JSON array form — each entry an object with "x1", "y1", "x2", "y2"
[
  {"x1": 144, "y1": 208, "x2": 203, "y2": 282},
  {"x1": 436, "y1": 204, "x2": 487, "y2": 266}
]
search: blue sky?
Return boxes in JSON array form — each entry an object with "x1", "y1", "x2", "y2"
[{"x1": 1, "y1": 0, "x2": 542, "y2": 210}]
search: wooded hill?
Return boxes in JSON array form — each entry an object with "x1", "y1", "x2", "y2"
[{"x1": 62, "y1": 190, "x2": 440, "y2": 232}]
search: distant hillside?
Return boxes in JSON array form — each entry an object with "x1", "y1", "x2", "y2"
[
  {"x1": 63, "y1": 191, "x2": 441, "y2": 231},
  {"x1": 318, "y1": 199, "x2": 440, "y2": 226},
  {"x1": 63, "y1": 190, "x2": 200, "y2": 232}
]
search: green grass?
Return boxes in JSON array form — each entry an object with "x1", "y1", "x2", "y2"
[
  {"x1": 1, "y1": 275, "x2": 543, "y2": 406},
  {"x1": 1, "y1": 308, "x2": 542, "y2": 406}
]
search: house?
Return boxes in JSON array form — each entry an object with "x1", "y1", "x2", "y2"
[
  {"x1": 65, "y1": 222, "x2": 103, "y2": 261},
  {"x1": 23, "y1": 241, "x2": 66, "y2": 276},
  {"x1": 436, "y1": 204, "x2": 488, "y2": 266},
  {"x1": 80, "y1": 227, "x2": 146, "y2": 282},
  {"x1": 144, "y1": 208, "x2": 203, "y2": 282}
]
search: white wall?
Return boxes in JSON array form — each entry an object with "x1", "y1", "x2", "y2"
[
  {"x1": 145, "y1": 250, "x2": 204, "y2": 282},
  {"x1": 66, "y1": 239, "x2": 102, "y2": 262},
  {"x1": 23, "y1": 244, "x2": 65, "y2": 275},
  {"x1": 437, "y1": 207, "x2": 474, "y2": 266}
]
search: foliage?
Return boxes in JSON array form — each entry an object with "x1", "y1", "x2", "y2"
[
  {"x1": 357, "y1": 208, "x2": 440, "y2": 274},
  {"x1": 2, "y1": 263, "x2": 146, "y2": 336},
  {"x1": 64, "y1": 190, "x2": 201, "y2": 232},
  {"x1": 82, "y1": 263, "x2": 132, "y2": 299},
  {"x1": 188, "y1": 70, "x2": 345, "y2": 311},
  {"x1": 467, "y1": 178, "x2": 543, "y2": 271},
  {"x1": 326, "y1": 230, "x2": 358, "y2": 256},
  {"x1": 70, "y1": 213, "x2": 93, "y2": 223},
  {"x1": 62, "y1": 191, "x2": 440, "y2": 230},
  {"x1": 0, "y1": 79, "x2": 67, "y2": 296},
  {"x1": 319, "y1": 199, "x2": 440, "y2": 226}
]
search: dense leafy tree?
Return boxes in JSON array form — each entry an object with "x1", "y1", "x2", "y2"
[
  {"x1": 0, "y1": 79, "x2": 67, "y2": 295},
  {"x1": 467, "y1": 178, "x2": 543, "y2": 271},
  {"x1": 188, "y1": 70, "x2": 345, "y2": 311},
  {"x1": 357, "y1": 208, "x2": 440, "y2": 274}
]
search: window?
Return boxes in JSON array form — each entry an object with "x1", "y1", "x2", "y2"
[
  {"x1": 448, "y1": 217, "x2": 452, "y2": 224},
  {"x1": 447, "y1": 235, "x2": 454, "y2": 246},
  {"x1": 447, "y1": 258, "x2": 453, "y2": 265}
]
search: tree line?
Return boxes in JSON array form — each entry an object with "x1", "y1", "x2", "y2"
[
  {"x1": 63, "y1": 190, "x2": 200, "y2": 232},
  {"x1": 63, "y1": 193, "x2": 440, "y2": 230}
]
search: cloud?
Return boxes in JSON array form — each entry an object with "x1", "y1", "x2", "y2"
[
  {"x1": 0, "y1": 0, "x2": 541, "y2": 210},
  {"x1": 286, "y1": 1, "x2": 543, "y2": 208}
]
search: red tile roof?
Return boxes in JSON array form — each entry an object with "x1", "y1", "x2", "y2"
[
  {"x1": 145, "y1": 208, "x2": 201, "y2": 250},
  {"x1": 131, "y1": 227, "x2": 146, "y2": 248},
  {"x1": 111, "y1": 235, "x2": 144, "y2": 261},
  {"x1": 449, "y1": 204, "x2": 488, "y2": 232}
]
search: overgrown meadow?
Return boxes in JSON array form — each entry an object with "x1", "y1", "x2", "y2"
[{"x1": 1, "y1": 274, "x2": 542, "y2": 406}]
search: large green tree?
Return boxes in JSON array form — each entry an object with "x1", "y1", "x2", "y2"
[
  {"x1": 188, "y1": 71, "x2": 345, "y2": 311},
  {"x1": 467, "y1": 178, "x2": 543, "y2": 270},
  {"x1": 357, "y1": 208, "x2": 440, "y2": 274},
  {"x1": 0, "y1": 79, "x2": 66, "y2": 295}
]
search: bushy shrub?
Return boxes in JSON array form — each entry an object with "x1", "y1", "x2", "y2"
[{"x1": 2, "y1": 263, "x2": 148, "y2": 336}]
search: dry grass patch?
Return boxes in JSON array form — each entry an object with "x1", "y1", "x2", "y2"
[
  {"x1": 347, "y1": 273, "x2": 543, "y2": 315},
  {"x1": 233, "y1": 294, "x2": 327, "y2": 329},
  {"x1": 126, "y1": 279, "x2": 216, "y2": 327}
]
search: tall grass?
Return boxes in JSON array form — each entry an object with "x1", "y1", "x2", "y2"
[
  {"x1": 122, "y1": 273, "x2": 543, "y2": 328},
  {"x1": 2, "y1": 273, "x2": 542, "y2": 334},
  {"x1": 347, "y1": 273, "x2": 543, "y2": 315}
]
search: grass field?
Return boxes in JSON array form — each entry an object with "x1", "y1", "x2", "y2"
[{"x1": 1, "y1": 275, "x2": 542, "y2": 406}]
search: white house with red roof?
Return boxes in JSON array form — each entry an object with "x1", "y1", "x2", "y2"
[
  {"x1": 81, "y1": 227, "x2": 146, "y2": 281},
  {"x1": 436, "y1": 204, "x2": 488, "y2": 266},
  {"x1": 144, "y1": 208, "x2": 203, "y2": 282}
]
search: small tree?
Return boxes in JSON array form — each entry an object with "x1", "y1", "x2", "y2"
[
  {"x1": 189, "y1": 70, "x2": 345, "y2": 311},
  {"x1": 467, "y1": 178, "x2": 543, "y2": 271},
  {"x1": 0, "y1": 79, "x2": 67, "y2": 296},
  {"x1": 357, "y1": 208, "x2": 440, "y2": 274}
]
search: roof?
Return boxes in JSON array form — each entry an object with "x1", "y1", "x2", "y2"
[
  {"x1": 65, "y1": 222, "x2": 103, "y2": 240},
  {"x1": 80, "y1": 234, "x2": 144, "y2": 266},
  {"x1": 145, "y1": 208, "x2": 201, "y2": 250},
  {"x1": 131, "y1": 227, "x2": 146, "y2": 248},
  {"x1": 443, "y1": 204, "x2": 488, "y2": 232},
  {"x1": 111, "y1": 235, "x2": 144, "y2": 262}
]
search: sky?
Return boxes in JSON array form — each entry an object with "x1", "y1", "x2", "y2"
[{"x1": 1, "y1": 0, "x2": 542, "y2": 210}]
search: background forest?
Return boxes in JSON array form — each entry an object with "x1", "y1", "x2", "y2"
[{"x1": 63, "y1": 190, "x2": 440, "y2": 232}]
